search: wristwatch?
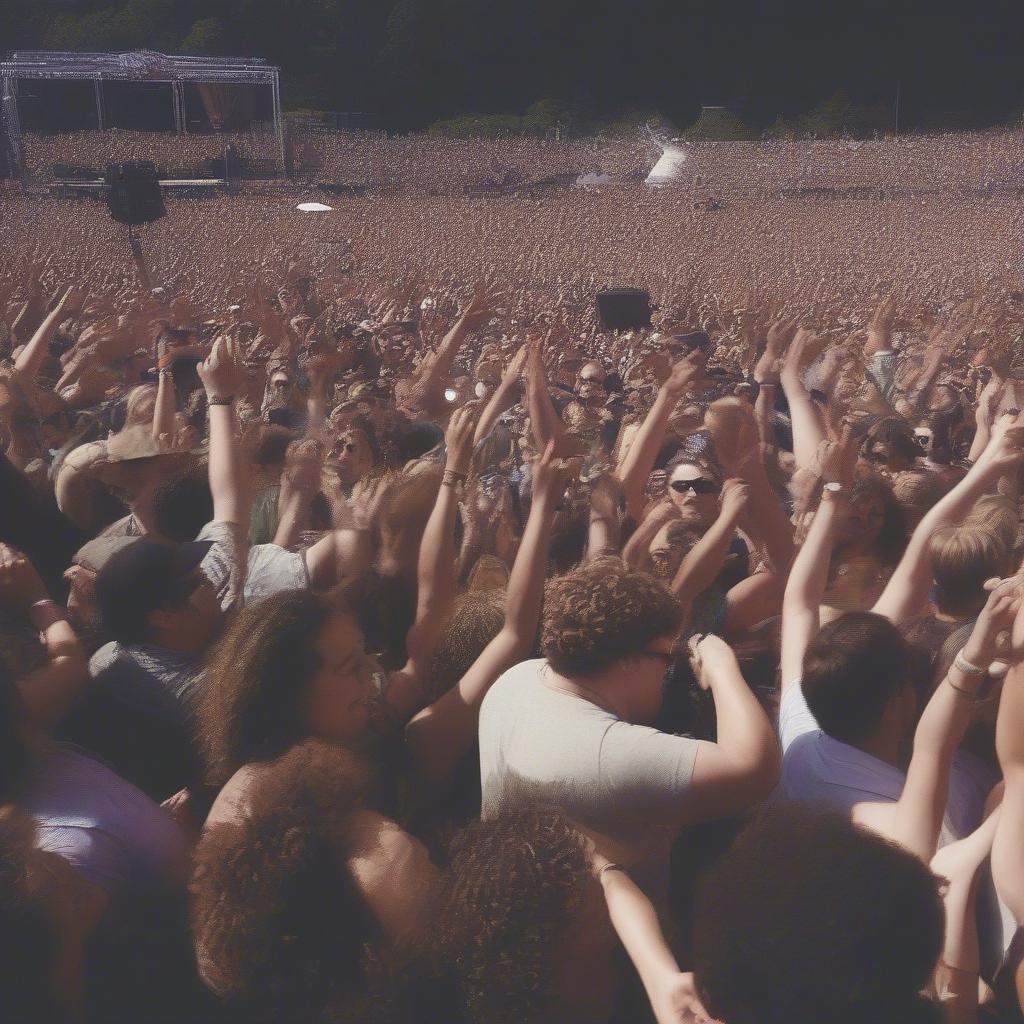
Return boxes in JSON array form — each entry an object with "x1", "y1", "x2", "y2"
[{"x1": 822, "y1": 481, "x2": 844, "y2": 498}]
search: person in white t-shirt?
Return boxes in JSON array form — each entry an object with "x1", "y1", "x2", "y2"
[
  {"x1": 778, "y1": 420, "x2": 1024, "y2": 861},
  {"x1": 479, "y1": 557, "x2": 779, "y2": 906}
]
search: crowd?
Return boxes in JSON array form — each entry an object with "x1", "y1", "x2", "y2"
[
  {"x1": 3, "y1": 129, "x2": 1024, "y2": 1024},
  {"x1": 17, "y1": 125, "x2": 1024, "y2": 196},
  {"x1": 20, "y1": 131, "x2": 281, "y2": 180}
]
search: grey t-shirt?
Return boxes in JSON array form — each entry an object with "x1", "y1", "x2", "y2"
[{"x1": 479, "y1": 659, "x2": 699, "y2": 903}]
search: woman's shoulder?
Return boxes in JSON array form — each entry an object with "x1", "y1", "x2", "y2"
[{"x1": 205, "y1": 763, "x2": 265, "y2": 831}]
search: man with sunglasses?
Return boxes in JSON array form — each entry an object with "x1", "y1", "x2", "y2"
[{"x1": 479, "y1": 558, "x2": 779, "y2": 909}]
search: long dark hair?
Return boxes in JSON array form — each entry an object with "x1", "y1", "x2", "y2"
[{"x1": 199, "y1": 589, "x2": 357, "y2": 784}]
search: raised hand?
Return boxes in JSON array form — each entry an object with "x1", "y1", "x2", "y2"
[
  {"x1": 198, "y1": 334, "x2": 247, "y2": 402},
  {"x1": 663, "y1": 348, "x2": 704, "y2": 399},
  {"x1": 812, "y1": 418, "x2": 857, "y2": 485},
  {"x1": 444, "y1": 402, "x2": 480, "y2": 475},
  {"x1": 865, "y1": 292, "x2": 898, "y2": 354},
  {"x1": 531, "y1": 439, "x2": 579, "y2": 510},
  {"x1": 0, "y1": 544, "x2": 49, "y2": 612},
  {"x1": 753, "y1": 316, "x2": 796, "y2": 382},
  {"x1": 719, "y1": 478, "x2": 752, "y2": 521}
]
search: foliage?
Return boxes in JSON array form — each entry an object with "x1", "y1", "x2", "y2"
[
  {"x1": 2, "y1": 1, "x2": 1023, "y2": 133},
  {"x1": 685, "y1": 108, "x2": 756, "y2": 142}
]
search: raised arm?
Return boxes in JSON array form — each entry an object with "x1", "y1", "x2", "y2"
[
  {"x1": 616, "y1": 351, "x2": 702, "y2": 520},
  {"x1": 523, "y1": 335, "x2": 564, "y2": 452},
  {"x1": 681, "y1": 634, "x2": 780, "y2": 820},
  {"x1": 750, "y1": 315, "x2": 795, "y2": 450},
  {"x1": 383, "y1": 405, "x2": 477, "y2": 720},
  {"x1": 405, "y1": 441, "x2": 567, "y2": 783},
  {"x1": 586, "y1": 473, "x2": 625, "y2": 562},
  {"x1": 12, "y1": 285, "x2": 85, "y2": 388},
  {"x1": 780, "y1": 327, "x2": 828, "y2": 471},
  {"x1": 967, "y1": 370, "x2": 1004, "y2": 464},
  {"x1": 0, "y1": 544, "x2": 87, "y2": 730},
  {"x1": 474, "y1": 343, "x2": 527, "y2": 445},
  {"x1": 407, "y1": 284, "x2": 500, "y2": 413},
  {"x1": 198, "y1": 334, "x2": 250, "y2": 530},
  {"x1": 671, "y1": 478, "x2": 748, "y2": 611},
  {"x1": 152, "y1": 340, "x2": 177, "y2": 444},
  {"x1": 992, "y1": 614, "x2": 1024, "y2": 925},
  {"x1": 780, "y1": 475, "x2": 850, "y2": 690},
  {"x1": 271, "y1": 439, "x2": 323, "y2": 550},
  {"x1": 872, "y1": 414, "x2": 1024, "y2": 625},
  {"x1": 881, "y1": 582, "x2": 1019, "y2": 862}
]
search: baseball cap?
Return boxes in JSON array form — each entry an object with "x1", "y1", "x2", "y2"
[
  {"x1": 95, "y1": 538, "x2": 214, "y2": 644},
  {"x1": 72, "y1": 536, "x2": 138, "y2": 574}
]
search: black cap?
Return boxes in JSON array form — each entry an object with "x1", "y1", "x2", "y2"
[
  {"x1": 670, "y1": 331, "x2": 712, "y2": 353},
  {"x1": 95, "y1": 538, "x2": 214, "y2": 644}
]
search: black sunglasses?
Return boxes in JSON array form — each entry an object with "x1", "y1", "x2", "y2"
[{"x1": 670, "y1": 478, "x2": 719, "y2": 495}]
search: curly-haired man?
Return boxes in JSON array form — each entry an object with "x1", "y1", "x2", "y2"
[{"x1": 478, "y1": 557, "x2": 778, "y2": 909}]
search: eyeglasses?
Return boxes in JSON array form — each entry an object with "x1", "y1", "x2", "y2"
[{"x1": 670, "y1": 478, "x2": 718, "y2": 495}]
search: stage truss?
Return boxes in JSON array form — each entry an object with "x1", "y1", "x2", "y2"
[{"x1": 0, "y1": 49, "x2": 285, "y2": 180}]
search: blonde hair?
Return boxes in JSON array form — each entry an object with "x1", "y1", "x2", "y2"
[
  {"x1": 124, "y1": 384, "x2": 158, "y2": 427},
  {"x1": 929, "y1": 524, "x2": 1010, "y2": 617}
]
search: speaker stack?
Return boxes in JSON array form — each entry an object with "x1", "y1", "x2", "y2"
[
  {"x1": 596, "y1": 288, "x2": 653, "y2": 330},
  {"x1": 105, "y1": 162, "x2": 167, "y2": 226}
]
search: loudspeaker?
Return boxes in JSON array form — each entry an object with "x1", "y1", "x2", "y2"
[
  {"x1": 596, "y1": 288, "x2": 653, "y2": 330},
  {"x1": 105, "y1": 162, "x2": 166, "y2": 226}
]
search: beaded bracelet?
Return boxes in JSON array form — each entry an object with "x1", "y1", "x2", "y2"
[{"x1": 442, "y1": 469, "x2": 468, "y2": 488}]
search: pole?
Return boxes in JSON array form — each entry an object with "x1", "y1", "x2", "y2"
[
  {"x1": 273, "y1": 72, "x2": 286, "y2": 178},
  {"x1": 94, "y1": 78, "x2": 105, "y2": 131},
  {"x1": 894, "y1": 79, "x2": 901, "y2": 135}
]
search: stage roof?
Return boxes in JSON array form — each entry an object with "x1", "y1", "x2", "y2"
[{"x1": 0, "y1": 50, "x2": 279, "y2": 84}]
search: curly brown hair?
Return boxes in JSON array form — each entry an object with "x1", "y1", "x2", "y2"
[
  {"x1": 541, "y1": 557, "x2": 683, "y2": 677},
  {"x1": 190, "y1": 740, "x2": 382, "y2": 1023},
  {"x1": 439, "y1": 806, "x2": 591, "y2": 1024},
  {"x1": 199, "y1": 588, "x2": 359, "y2": 785}
]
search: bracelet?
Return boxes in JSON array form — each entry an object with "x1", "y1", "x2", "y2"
[
  {"x1": 953, "y1": 650, "x2": 987, "y2": 676},
  {"x1": 207, "y1": 395, "x2": 235, "y2": 406},
  {"x1": 442, "y1": 469, "x2": 468, "y2": 488},
  {"x1": 946, "y1": 676, "x2": 988, "y2": 702},
  {"x1": 29, "y1": 598, "x2": 67, "y2": 629},
  {"x1": 754, "y1": 379, "x2": 779, "y2": 387},
  {"x1": 597, "y1": 862, "x2": 626, "y2": 882}
]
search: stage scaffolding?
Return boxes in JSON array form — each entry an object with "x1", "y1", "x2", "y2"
[{"x1": 0, "y1": 49, "x2": 285, "y2": 180}]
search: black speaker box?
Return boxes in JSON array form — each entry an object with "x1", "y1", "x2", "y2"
[
  {"x1": 596, "y1": 288, "x2": 652, "y2": 330},
  {"x1": 105, "y1": 161, "x2": 167, "y2": 226}
]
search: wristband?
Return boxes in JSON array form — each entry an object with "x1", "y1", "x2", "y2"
[
  {"x1": 29, "y1": 598, "x2": 67, "y2": 629},
  {"x1": 946, "y1": 674, "x2": 989, "y2": 702},
  {"x1": 597, "y1": 862, "x2": 626, "y2": 882},
  {"x1": 953, "y1": 650, "x2": 987, "y2": 676},
  {"x1": 157, "y1": 352, "x2": 175, "y2": 370},
  {"x1": 442, "y1": 469, "x2": 467, "y2": 488},
  {"x1": 207, "y1": 395, "x2": 235, "y2": 406},
  {"x1": 754, "y1": 379, "x2": 779, "y2": 387}
]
